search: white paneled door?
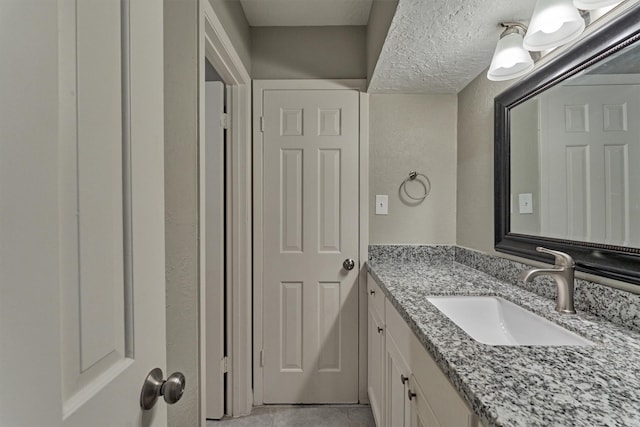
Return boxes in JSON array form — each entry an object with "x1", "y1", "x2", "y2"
[
  {"x1": 0, "y1": 1, "x2": 167, "y2": 426},
  {"x1": 540, "y1": 84, "x2": 640, "y2": 247},
  {"x1": 262, "y1": 90, "x2": 360, "y2": 403}
]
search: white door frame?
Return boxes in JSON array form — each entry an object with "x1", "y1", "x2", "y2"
[
  {"x1": 200, "y1": 2, "x2": 253, "y2": 420},
  {"x1": 252, "y1": 80, "x2": 370, "y2": 405}
]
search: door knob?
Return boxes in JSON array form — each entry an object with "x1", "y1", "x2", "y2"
[
  {"x1": 343, "y1": 258, "x2": 355, "y2": 271},
  {"x1": 140, "y1": 368, "x2": 186, "y2": 410}
]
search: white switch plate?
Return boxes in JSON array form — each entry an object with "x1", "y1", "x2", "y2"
[
  {"x1": 519, "y1": 193, "x2": 533, "y2": 214},
  {"x1": 375, "y1": 195, "x2": 388, "y2": 215}
]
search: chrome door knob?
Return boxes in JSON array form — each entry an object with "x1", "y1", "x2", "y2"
[
  {"x1": 140, "y1": 368, "x2": 186, "y2": 410},
  {"x1": 162, "y1": 372, "x2": 186, "y2": 404},
  {"x1": 343, "y1": 258, "x2": 355, "y2": 271}
]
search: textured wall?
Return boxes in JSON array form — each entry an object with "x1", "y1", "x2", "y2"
[
  {"x1": 164, "y1": 1, "x2": 200, "y2": 425},
  {"x1": 251, "y1": 26, "x2": 366, "y2": 79},
  {"x1": 456, "y1": 70, "x2": 511, "y2": 253},
  {"x1": 367, "y1": 0, "x2": 535, "y2": 93},
  {"x1": 369, "y1": 94, "x2": 458, "y2": 244},
  {"x1": 209, "y1": 0, "x2": 251, "y2": 73}
]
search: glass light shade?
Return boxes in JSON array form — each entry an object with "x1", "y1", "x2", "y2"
[
  {"x1": 573, "y1": 0, "x2": 621, "y2": 10},
  {"x1": 487, "y1": 33, "x2": 534, "y2": 81},
  {"x1": 523, "y1": 0, "x2": 586, "y2": 51}
]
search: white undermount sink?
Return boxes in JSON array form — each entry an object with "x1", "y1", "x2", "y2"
[{"x1": 426, "y1": 296, "x2": 594, "y2": 346}]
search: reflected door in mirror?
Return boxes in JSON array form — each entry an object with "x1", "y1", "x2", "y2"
[
  {"x1": 510, "y1": 80, "x2": 640, "y2": 248},
  {"x1": 540, "y1": 84, "x2": 640, "y2": 246}
]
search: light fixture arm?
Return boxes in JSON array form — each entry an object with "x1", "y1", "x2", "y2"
[{"x1": 499, "y1": 22, "x2": 528, "y2": 38}]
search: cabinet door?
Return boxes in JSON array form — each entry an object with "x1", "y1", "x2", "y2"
[
  {"x1": 409, "y1": 333, "x2": 475, "y2": 426},
  {"x1": 386, "y1": 332, "x2": 411, "y2": 427},
  {"x1": 409, "y1": 376, "x2": 440, "y2": 427},
  {"x1": 368, "y1": 308, "x2": 385, "y2": 427}
]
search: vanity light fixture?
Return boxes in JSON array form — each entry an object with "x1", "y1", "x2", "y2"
[
  {"x1": 573, "y1": 0, "x2": 622, "y2": 10},
  {"x1": 487, "y1": 22, "x2": 534, "y2": 81},
  {"x1": 523, "y1": 0, "x2": 586, "y2": 51}
]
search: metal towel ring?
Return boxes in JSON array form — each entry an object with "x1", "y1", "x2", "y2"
[{"x1": 401, "y1": 170, "x2": 431, "y2": 202}]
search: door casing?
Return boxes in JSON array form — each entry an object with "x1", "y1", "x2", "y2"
[
  {"x1": 252, "y1": 79, "x2": 370, "y2": 405},
  {"x1": 200, "y1": 1, "x2": 252, "y2": 420}
]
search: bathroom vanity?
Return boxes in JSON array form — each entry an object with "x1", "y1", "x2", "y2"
[
  {"x1": 367, "y1": 270, "x2": 480, "y2": 427},
  {"x1": 366, "y1": 246, "x2": 640, "y2": 427}
]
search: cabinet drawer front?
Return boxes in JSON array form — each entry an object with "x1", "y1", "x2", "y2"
[{"x1": 367, "y1": 273, "x2": 385, "y2": 321}]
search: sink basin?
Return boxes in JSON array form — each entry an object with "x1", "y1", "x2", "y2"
[{"x1": 426, "y1": 296, "x2": 593, "y2": 346}]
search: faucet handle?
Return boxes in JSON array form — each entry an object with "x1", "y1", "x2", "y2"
[{"x1": 536, "y1": 247, "x2": 575, "y2": 268}]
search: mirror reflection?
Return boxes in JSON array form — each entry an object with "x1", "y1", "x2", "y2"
[{"x1": 510, "y1": 40, "x2": 640, "y2": 248}]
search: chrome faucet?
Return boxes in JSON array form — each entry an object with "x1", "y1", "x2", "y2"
[{"x1": 519, "y1": 247, "x2": 576, "y2": 314}]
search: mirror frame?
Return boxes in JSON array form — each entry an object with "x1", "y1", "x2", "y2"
[{"x1": 495, "y1": 3, "x2": 640, "y2": 285}]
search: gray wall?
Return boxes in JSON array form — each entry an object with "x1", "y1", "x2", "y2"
[
  {"x1": 510, "y1": 99, "x2": 541, "y2": 235},
  {"x1": 366, "y1": 0, "x2": 398, "y2": 82},
  {"x1": 206, "y1": 59, "x2": 223, "y2": 81},
  {"x1": 164, "y1": 0, "x2": 200, "y2": 425},
  {"x1": 369, "y1": 94, "x2": 458, "y2": 244},
  {"x1": 251, "y1": 26, "x2": 366, "y2": 79},
  {"x1": 209, "y1": 0, "x2": 252, "y2": 73},
  {"x1": 456, "y1": 71, "x2": 511, "y2": 253}
]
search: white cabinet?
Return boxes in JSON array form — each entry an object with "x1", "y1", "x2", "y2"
[
  {"x1": 368, "y1": 276, "x2": 386, "y2": 427},
  {"x1": 409, "y1": 376, "x2": 440, "y2": 427},
  {"x1": 407, "y1": 329, "x2": 476, "y2": 427},
  {"x1": 367, "y1": 273, "x2": 479, "y2": 427},
  {"x1": 385, "y1": 332, "x2": 411, "y2": 427}
]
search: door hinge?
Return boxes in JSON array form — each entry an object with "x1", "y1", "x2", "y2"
[
  {"x1": 260, "y1": 116, "x2": 264, "y2": 132},
  {"x1": 221, "y1": 113, "x2": 230, "y2": 129},
  {"x1": 260, "y1": 349, "x2": 264, "y2": 367},
  {"x1": 222, "y1": 356, "x2": 230, "y2": 373}
]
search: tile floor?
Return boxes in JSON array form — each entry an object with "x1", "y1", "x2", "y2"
[{"x1": 206, "y1": 405, "x2": 376, "y2": 427}]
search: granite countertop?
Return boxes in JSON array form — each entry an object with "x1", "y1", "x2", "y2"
[{"x1": 367, "y1": 258, "x2": 640, "y2": 427}]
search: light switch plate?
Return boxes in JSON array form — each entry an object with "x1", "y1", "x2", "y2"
[
  {"x1": 519, "y1": 193, "x2": 533, "y2": 214},
  {"x1": 375, "y1": 195, "x2": 388, "y2": 215}
]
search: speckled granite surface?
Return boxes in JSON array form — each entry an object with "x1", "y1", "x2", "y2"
[
  {"x1": 368, "y1": 245, "x2": 454, "y2": 265},
  {"x1": 368, "y1": 246, "x2": 640, "y2": 427}
]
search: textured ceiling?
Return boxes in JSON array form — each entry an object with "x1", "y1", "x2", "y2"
[
  {"x1": 239, "y1": 0, "x2": 373, "y2": 26},
  {"x1": 368, "y1": 0, "x2": 537, "y2": 93}
]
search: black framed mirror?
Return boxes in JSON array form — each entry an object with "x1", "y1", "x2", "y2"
[{"x1": 495, "y1": 3, "x2": 640, "y2": 285}]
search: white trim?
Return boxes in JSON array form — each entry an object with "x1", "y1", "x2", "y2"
[
  {"x1": 254, "y1": 79, "x2": 367, "y2": 91},
  {"x1": 202, "y1": 1, "x2": 250, "y2": 85},
  {"x1": 200, "y1": 2, "x2": 253, "y2": 423},
  {"x1": 198, "y1": 3, "x2": 207, "y2": 424},
  {"x1": 252, "y1": 79, "x2": 369, "y2": 405},
  {"x1": 358, "y1": 92, "x2": 370, "y2": 404}
]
